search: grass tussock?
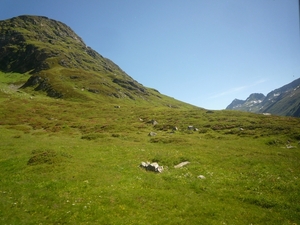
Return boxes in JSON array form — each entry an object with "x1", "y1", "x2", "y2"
[{"x1": 27, "y1": 149, "x2": 72, "y2": 165}]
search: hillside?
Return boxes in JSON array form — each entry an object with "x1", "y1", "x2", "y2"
[
  {"x1": 1, "y1": 15, "x2": 300, "y2": 224},
  {"x1": 0, "y1": 15, "x2": 191, "y2": 107},
  {"x1": 226, "y1": 78, "x2": 300, "y2": 117}
]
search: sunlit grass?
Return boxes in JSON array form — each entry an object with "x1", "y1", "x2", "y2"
[{"x1": 0, "y1": 80, "x2": 300, "y2": 224}]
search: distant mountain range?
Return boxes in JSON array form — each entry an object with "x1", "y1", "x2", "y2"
[{"x1": 226, "y1": 78, "x2": 300, "y2": 117}]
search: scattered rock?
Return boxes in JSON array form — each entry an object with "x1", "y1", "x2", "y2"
[
  {"x1": 188, "y1": 126, "x2": 198, "y2": 131},
  {"x1": 197, "y1": 175, "x2": 206, "y2": 179},
  {"x1": 150, "y1": 120, "x2": 158, "y2": 126},
  {"x1": 114, "y1": 105, "x2": 120, "y2": 108},
  {"x1": 174, "y1": 161, "x2": 190, "y2": 168},
  {"x1": 263, "y1": 113, "x2": 271, "y2": 116},
  {"x1": 147, "y1": 119, "x2": 158, "y2": 125},
  {"x1": 140, "y1": 162, "x2": 163, "y2": 173},
  {"x1": 88, "y1": 88, "x2": 99, "y2": 94},
  {"x1": 286, "y1": 145, "x2": 296, "y2": 149},
  {"x1": 188, "y1": 125, "x2": 194, "y2": 130},
  {"x1": 148, "y1": 132, "x2": 157, "y2": 136},
  {"x1": 239, "y1": 127, "x2": 244, "y2": 131}
]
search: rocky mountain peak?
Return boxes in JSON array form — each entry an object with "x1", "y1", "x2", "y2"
[
  {"x1": 6, "y1": 15, "x2": 84, "y2": 45},
  {"x1": 245, "y1": 93, "x2": 265, "y2": 102}
]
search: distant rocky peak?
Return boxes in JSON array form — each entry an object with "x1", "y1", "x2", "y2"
[
  {"x1": 245, "y1": 93, "x2": 265, "y2": 101},
  {"x1": 226, "y1": 98, "x2": 245, "y2": 110},
  {"x1": 226, "y1": 78, "x2": 300, "y2": 117},
  {"x1": 244, "y1": 93, "x2": 265, "y2": 106}
]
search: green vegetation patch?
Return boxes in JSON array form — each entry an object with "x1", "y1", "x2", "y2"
[
  {"x1": 0, "y1": 71, "x2": 31, "y2": 84},
  {"x1": 27, "y1": 149, "x2": 72, "y2": 165},
  {"x1": 0, "y1": 77, "x2": 300, "y2": 224},
  {"x1": 81, "y1": 133, "x2": 108, "y2": 140}
]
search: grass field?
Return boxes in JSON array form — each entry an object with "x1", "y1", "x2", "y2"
[{"x1": 1, "y1": 73, "x2": 300, "y2": 224}]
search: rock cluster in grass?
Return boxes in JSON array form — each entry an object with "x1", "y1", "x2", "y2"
[
  {"x1": 140, "y1": 162, "x2": 163, "y2": 173},
  {"x1": 188, "y1": 125, "x2": 199, "y2": 131},
  {"x1": 147, "y1": 119, "x2": 158, "y2": 126}
]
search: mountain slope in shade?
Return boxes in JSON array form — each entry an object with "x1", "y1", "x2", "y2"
[
  {"x1": 0, "y1": 15, "x2": 192, "y2": 108},
  {"x1": 226, "y1": 78, "x2": 300, "y2": 117}
]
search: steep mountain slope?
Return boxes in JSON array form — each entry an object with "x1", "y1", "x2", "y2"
[
  {"x1": 0, "y1": 15, "x2": 186, "y2": 106},
  {"x1": 226, "y1": 78, "x2": 300, "y2": 117}
]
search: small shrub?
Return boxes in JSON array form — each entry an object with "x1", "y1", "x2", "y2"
[
  {"x1": 153, "y1": 124, "x2": 174, "y2": 131},
  {"x1": 27, "y1": 149, "x2": 72, "y2": 165},
  {"x1": 289, "y1": 133, "x2": 300, "y2": 141},
  {"x1": 12, "y1": 135, "x2": 21, "y2": 138},
  {"x1": 241, "y1": 196, "x2": 277, "y2": 209},
  {"x1": 149, "y1": 136, "x2": 186, "y2": 144},
  {"x1": 28, "y1": 149, "x2": 59, "y2": 165},
  {"x1": 224, "y1": 130, "x2": 236, "y2": 135},
  {"x1": 81, "y1": 133, "x2": 106, "y2": 140},
  {"x1": 198, "y1": 128, "x2": 209, "y2": 134},
  {"x1": 265, "y1": 139, "x2": 283, "y2": 146}
]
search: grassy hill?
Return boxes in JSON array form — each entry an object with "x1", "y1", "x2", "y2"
[
  {"x1": 0, "y1": 15, "x2": 176, "y2": 103},
  {"x1": 0, "y1": 15, "x2": 300, "y2": 224},
  {"x1": 1, "y1": 71, "x2": 300, "y2": 224}
]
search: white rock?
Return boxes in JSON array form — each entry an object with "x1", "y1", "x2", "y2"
[
  {"x1": 174, "y1": 161, "x2": 190, "y2": 168},
  {"x1": 140, "y1": 161, "x2": 163, "y2": 173},
  {"x1": 148, "y1": 132, "x2": 157, "y2": 136}
]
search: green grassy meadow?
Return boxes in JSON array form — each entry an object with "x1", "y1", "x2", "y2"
[{"x1": 1, "y1": 73, "x2": 300, "y2": 224}]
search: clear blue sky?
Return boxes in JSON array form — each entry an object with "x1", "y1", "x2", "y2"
[{"x1": 1, "y1": 0, "x2": 299, "y2": 109}]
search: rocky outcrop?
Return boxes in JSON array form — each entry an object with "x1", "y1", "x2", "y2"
[
  {"x1": 140, "y1": 162, "x2": 163, "y2": 173},
  {"x1": 21, "y1": 75, "x2": 63, "y2": 98},
  {"x1": 0, "y1": 15, "x2": 84, "y2": 74},
  {"x1": 0, "y1": 41, "x2": 49, "y2": 74},
  {"x1": 112, "y1": 78, "x2": 148, "y2": 95}
]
